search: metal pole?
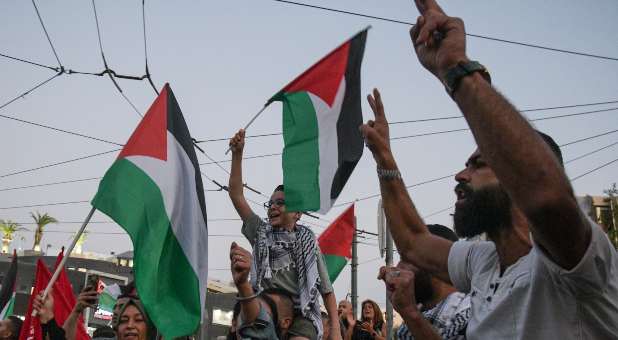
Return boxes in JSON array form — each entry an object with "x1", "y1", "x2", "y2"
[
  {"x1": 385, "y1": 227, "x2": 394, "y2": 339},
  {"x1": 32, "y1": 206, "x2": 96, "y2": 316},
  {"x1": 351, "y1": 217, "x2": 358, "y2": 320}
]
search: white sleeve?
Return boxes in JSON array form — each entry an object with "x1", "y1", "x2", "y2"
[
  {"x1": 534, "y1": 221, "x2": 618, "y2": 293},
  {"x1": 448, "y1": 240, "x2": 475, "y2": 293}
]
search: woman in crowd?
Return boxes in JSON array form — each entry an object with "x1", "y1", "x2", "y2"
[{"x1": 345, "y1": 299, "x2": 386, "y2": 340}]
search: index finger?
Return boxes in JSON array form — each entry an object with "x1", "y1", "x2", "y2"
[{"x1": 414, "y1": 0, "x2": 445, "y2": 15}]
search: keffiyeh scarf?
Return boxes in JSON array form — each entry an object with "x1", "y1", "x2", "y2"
[{"x1": 250, "y1": 222, "x2": 324, "y2": 339}]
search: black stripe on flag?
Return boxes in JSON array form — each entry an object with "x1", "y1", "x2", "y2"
[
  {"x1": 165, "y1": 85, "x2": 208, "y2": 226},
  {"x1": 331, "y1": 29, "x2": 367, "y2": 200}
]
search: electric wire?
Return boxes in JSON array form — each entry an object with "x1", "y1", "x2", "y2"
[
  {"x1": 0, "y1": 113, "x2": 124, "y2": 146},
  {"x1": 271, "y1": 0, "x2": 618, "y2": 62},
  {"x1": 570, "y1": 157, "x2": 618, "y2": 181},
  {"x1": 0, "y1": 53, "x2": 59, "y2": 72},
  {"x1": 560, "y1": 129, "x2": 618, "y2": 147},
  {"x1": 565, "y1": 141, "x2": 618, "y2": 164},
  {"x1": 142, "y1": 0, "x2": 158, "y2": 95},
  {"x1": 0, "y1": 72, "x2": 63, "y2": 111},
  {"x1": 31, "y1": 0, "x2": 63, "y2": 67},
  {"x1": 91, "y1": 0, "x2": 143, "y2": 118},
  {"x1": 0, "y1": 149, "x2": 120, "y2": 179},
  {"x1": 0, "y1": 177, "x2": 101, "y2": 192}
]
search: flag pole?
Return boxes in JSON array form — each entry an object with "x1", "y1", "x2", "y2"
[
  {"x1": 32, "y1": 206, "x2": 96, "y2": 316},
  {"x1": 224, "y1": 103, "x2": 270, "y2": 155}
]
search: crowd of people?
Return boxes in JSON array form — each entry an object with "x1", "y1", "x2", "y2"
[
  {"x1": 3, "y1": 0, "x2": 617, "y2": 339},
  {"x1": 225, "y1": 0, "x2": 618, "y2": 339}
]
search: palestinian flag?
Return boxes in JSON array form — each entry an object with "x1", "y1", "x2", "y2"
[
  {"x1": 0, "y1": 250, "x2": 17, "y2": 319},
  {"x1": 318, "y1": 204, "x2": 355, "y2": 282},
  {"x1": 92, "y1": 83, "x2": 208, "y2": 338},
  {"x1": 270, "y1": 28, "x2": 368, "y2": 213}
]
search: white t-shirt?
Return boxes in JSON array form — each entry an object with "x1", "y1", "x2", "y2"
[{"x1": 448, "y1": 222, "x2": 618, "y2": 339}]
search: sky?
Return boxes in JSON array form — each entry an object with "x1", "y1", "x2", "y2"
[{"x1": 1, "y1": 0, "x2": 617, "y2": 309}]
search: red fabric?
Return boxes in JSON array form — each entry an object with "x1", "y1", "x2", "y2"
[
  {"x1": 318, "y1": 204, "x2": 355, "y2": 257},
  {"x1": 18, "y1": 260, "x2": 46, "y2": 340},
  {"x1": 282, "y1": 41, "x2": 350, "y2": 107},
  {"x1": 19, "y1": 252, "x2": 90, "y2": 340},
  {"x1": 118, "y1": 83, "x2": 168, "y2": 161}
]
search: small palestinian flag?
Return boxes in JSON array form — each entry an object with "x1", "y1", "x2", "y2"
[
  {"x1": 270, "y1": 28, "x2": 368, "y2": 213},
  {"x1": 0, "y1": 250, "x2": 17, "y2": 319},
  {"x1": 318, "y1": 204, "x2": 355, "y2": 282},
  {"x1": 92, "y1": 83, "x2": 208, "y2": 338}
]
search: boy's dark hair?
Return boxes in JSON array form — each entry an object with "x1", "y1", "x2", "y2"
[
  {"x1": 7, "y1": 316, "x2": 22, "y2": 340},
  {"x1": 274, "y1": 185, "x2": 284, "y2": 193}
]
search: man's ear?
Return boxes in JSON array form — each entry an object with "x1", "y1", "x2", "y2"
[
  {"x1": 294, "y1": 212, "x2": 302, "y2": 221},
  {"x1": 280, "y1": 316, "x2": 293, "y2": 331}
]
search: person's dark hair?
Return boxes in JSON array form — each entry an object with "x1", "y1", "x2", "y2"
[
  {"x1": 536, "y1": 130, "x2": 563, "y2": 167},
  {"x1": 274, "y1": 184, "x2": 284, "y2": 193},
  {"x1": 426, "y1": 224, "x2": 459, "y2": 242},
  {"x1": 7, "y1": 316, "x2": 22, "y2": 340},
  {"x1": 92, "y1": 325, "x2": 115, "y2": 339},
  {"x1": 119, "y1": 280, "x2": 137, "y2": 298}
]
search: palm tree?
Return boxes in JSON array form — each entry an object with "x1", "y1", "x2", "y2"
[
  {"x1": 31, "y1": 212, "x2": 57, "y2": 252},
  {"x1": 0, "y1": 220, "x2": 21, "y2": 253}
]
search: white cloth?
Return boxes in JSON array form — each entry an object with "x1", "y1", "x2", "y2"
[
  {"x1": 448, "y1": 221, "x2": 618, "y2": 339},
  {"x1": 397, "y1": 292, "x2": 470, "y2": 340}
]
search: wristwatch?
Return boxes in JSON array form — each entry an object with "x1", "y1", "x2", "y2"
[
  {"x1": 377, "y1": 167, "x2": 402, "y2": 180},
  {"x1": 444, "y1": 60, "x2": 491, "y2": 96}
]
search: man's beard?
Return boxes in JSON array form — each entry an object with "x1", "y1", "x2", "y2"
[{"x1": 453, "y1": 183, "x2": 512, "y2": 238}]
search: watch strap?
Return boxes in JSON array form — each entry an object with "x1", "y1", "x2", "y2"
[{"x1": 444, "y1": 60, "x2": 491, "y2": 96}]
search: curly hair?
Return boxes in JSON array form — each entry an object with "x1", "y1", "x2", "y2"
[{"x1": 361, "y1": 299, "x2": 384, "y2": 326}]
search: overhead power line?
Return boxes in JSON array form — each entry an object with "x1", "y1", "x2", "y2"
[
  {"x1": 565, "y1": 140, "x2": 618, "y2": 164},
  {"x1": 570, "y1": 157, "x2": 618, "y2": 181},
  {"x1": 31, "y1": 0, "x2": 63, "y2": 68},
  {"x1": 0, "y1": 177, "x2": 101, "y2": 192},
  {"x1": 560, "y1": 129, "x2": 618, "y2": 147},
  {"x1": 0, "y1": 72, "x2": 63, "y2": 111},
  {"x1": 195, "y1": 102, "x2": 618, "y2": 144},
  {"x1": 0, "y1": 200, "x2": 89, "y2": 210},
  {"x1": 271, "y1": 0, "x2": 618, "y2": 62},
  {"x1": 0, "y1": 113, "x2": 123, "y2": 146},
  {"x1": 0, "y1": 148, "x2": 119, "y2": 179},
  {"x1": 91, "y1": 0, "x2": 143, "y2": 118},
  {"x1": 0, "y1": 53, "x2": 59, "y2": 72}
]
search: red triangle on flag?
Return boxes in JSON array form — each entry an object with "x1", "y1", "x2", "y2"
[
  {"x1": 118, "y1": 84, "x2": 169, "y2": 161},
  {"x1": 318, "y1": 204, "x2": 355, "y2": 258},
  {"x1": 281, "y1": 41, "x2": 350, "y2": 107}
]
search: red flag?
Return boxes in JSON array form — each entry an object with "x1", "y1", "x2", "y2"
[
  {"x1": 19, "y1": 251, "x2": 90, "y2": 340},
  {"x1": 318, "y1": 204, "x2": 355, "y2": 282},
  {"x1": 18, "y1": 260, "x2": 47, "y2": 340}
]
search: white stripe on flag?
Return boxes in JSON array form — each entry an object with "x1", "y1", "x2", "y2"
[
  {"x1": 126, "y1": 132, "x2": 208, "y2": 316},
  {"x1": 309, "y1": 78, "x2": 346, "y2": 214}
]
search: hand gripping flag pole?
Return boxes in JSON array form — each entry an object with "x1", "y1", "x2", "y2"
[{"x1": 31, "y1": 206, "x2": 96, "y2": 316}]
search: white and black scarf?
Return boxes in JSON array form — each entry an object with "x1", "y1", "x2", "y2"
[{"x1": 250, "y1": 222, "x2": 324, "y2": 339}]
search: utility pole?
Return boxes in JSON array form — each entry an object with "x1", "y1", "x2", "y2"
[
  {"x1": 351, "y1": 217, "x2": 358, "y2": 320},
  {"x1": 385, "y1": 227, "x2": 394, "y2": 339}
]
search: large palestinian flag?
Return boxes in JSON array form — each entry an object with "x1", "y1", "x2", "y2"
[
  {"x1": 0, "y1": 250, "x2": 17, "y2": 319},
  {"x1": 92, "y1": 83, "x2": 208, "y2": 338},
  {"x1": 269, "y1": 28, "x2": 368, "y2": 213},
  {"x1": 318, "y1": 204, "x2": 355, "y2": 282}
]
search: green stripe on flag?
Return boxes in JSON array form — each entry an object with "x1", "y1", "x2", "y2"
[
  {"x1": 282, "y1": 91, "x2": 320, "y2": 211},
  {"x1": 92, "y1": 159, "x2": 201, "y2": 337},
  {"x1": 0, "y1": 293, "x2": 14, "y2": 319},
  {"x1": 98, "y1": 291, "x2": 116, "y2": 313},
  {"x1": 322, "y1": 254, "x2": 347, "y2": 283}
]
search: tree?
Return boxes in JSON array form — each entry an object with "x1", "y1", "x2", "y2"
[
  {"x1": 31, "y1": 212, "x2": 58, "y2": 251},
  {"x1": 74, "y1": 230, "x2": 89, "y2": 255},
  {"x1": 0, "y1": 220, "x2": 21, "y2": 253},
  {"x1": 603, "y1": 183, "x2": 618, "y2": 250}
]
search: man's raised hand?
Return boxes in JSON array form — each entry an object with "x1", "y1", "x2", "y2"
[
  {"x1": 230, "y1": 242, "x2": 252, "y2": 286},
  {"x1": 410, "y1": 0, "x2": 468, "y2": 82},
  {"x1": 360, "y1": 88, "x2": 391, "y2": 165},
  {"x1": 378, "y1": 266, "x2": 419, "y2": 317},
  {"x1": 229, "y1": 129, "x2": 245, "y2": 156}
]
